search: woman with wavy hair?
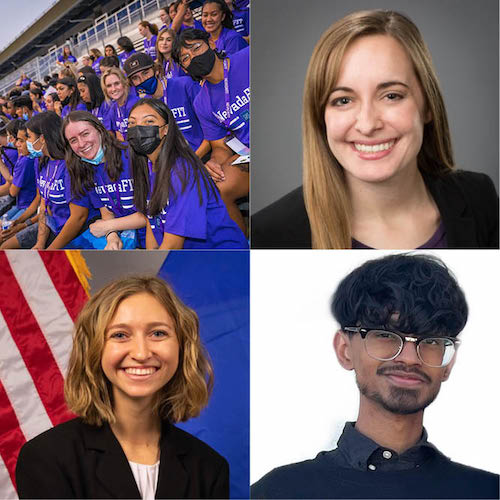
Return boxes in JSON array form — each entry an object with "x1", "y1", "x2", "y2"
[
  {"x1": 252, "y1": 9, "x2": 498, "y2": 249},
  {"x1": 16, "y1": 275, "x2": 229, "y2": 499}
]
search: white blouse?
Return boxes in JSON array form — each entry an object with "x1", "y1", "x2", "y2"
[{"x1": 128, "y1": 460, "x2": 160, "y2": 500}]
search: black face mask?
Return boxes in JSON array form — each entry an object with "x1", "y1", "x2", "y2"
[
  {"x1": 61, "y1": 95, "x2": 71, "y2": 107},
  {"x1": 186, "y1": 49, "x2": 216, "y2": 80},
  {"x1": 127, "y1": 125, "x2": 163, "y2": 155}
]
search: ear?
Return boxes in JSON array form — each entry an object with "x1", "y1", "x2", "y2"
[
  {"x1": 333, "y1": 330, "x2": 354, "y2": 371},
  {"x1": 424, "y1": 106, "x2": 432, "y2": 124},
  {"x1": 441, "y1": 353, "x2": 456, "y2": 382}
]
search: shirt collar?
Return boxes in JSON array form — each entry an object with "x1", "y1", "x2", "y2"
[{"x1": 336, "y1": 422, "x2": 439, "y2": 471}]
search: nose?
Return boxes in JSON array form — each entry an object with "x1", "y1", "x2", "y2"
[
  {"x1": 354, "y1": 101, "x2": 383, "y2": 136},
  {"x1": 131, "y1": 336, "x2": 151, "y2": 361},
  {"x1": 394, "y1": 338, "x2": 422, "y2": 365}
]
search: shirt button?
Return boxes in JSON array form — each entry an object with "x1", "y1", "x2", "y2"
[
  {"x1": 368, "y1": 464, "x2": 376, "y2": 471},
  {"x1": 382, "y1": 450, "x2": 392, "y2": 459}
]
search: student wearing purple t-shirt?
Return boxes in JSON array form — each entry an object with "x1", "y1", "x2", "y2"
[
  {"x1": 156, "y1": 28, "x2": 188, "y2": 80},
  {"x1": 227, "y1": 0, "x2": 249, "y2": 40},
  {"x1": 0, "y1": 116, "x2": 19, "y2": 215},
  {"x1": 77, "y1": 73, "x2": 112, "y2": 125},
  {"x1": 57, "y1": 46, "x2": 77, "y2": 67},
  {"x1": 24, "y1": 112, "x2": 97, "y2": 249},
  {"x1": 170, "y1": 0, "x2": 205, "y2": 34},
  {"x1": 117, "y1": 36, "x2": 137, "y2": 67},
  {"x1": 201, "y1": 0, "x2": 247, "y2": 55},
  {"x1": 54, "y1": 77, "x2": 87, "y2": 119},
  {"x1": 89, "y1": 48, "x2": 104, "y2": 76},
  {"x1": 139, "y1": 21, "x2": 159, "y2": 60},
  {"x1": 101, "y1": 68, "x2": 139, "y2": 141},
  {"x1": 124, "y1": 52, "x2": 208, "y2": 156},
  {"x1": 127, "y1": 99, "x2": 247, "y2": 249},
  {"x1": 173, "y1": 29, "x2": 249, "y2": 234},
  {"x1": 62, "y1": 111, "x2": 146, "y2": 250}
]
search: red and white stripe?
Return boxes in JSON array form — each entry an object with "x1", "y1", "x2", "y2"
[{"x1": 0, "y1": 251, "x2": 88, "y2": 498}]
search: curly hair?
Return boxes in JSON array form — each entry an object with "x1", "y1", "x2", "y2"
[
  {"x1": 64, "y1": 275, "x2": 214, "y2": 426},
  {"x1": 331, "y1": 253, "x2": 468, "y2": 337}
]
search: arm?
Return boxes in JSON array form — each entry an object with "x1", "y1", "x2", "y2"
[
  {"x1": 171, "y1": 0, "x2": 188, "y2": 32},
  {"x1": 145, "y1": 219, "x2": 159, "y2": 249},
  {"x1": 9, "y1": 183, "x2": 20, "y2": 197},
  {"x1": 195, "y1": 139, "x2": 211, "y2": 159},
  {"x1": 210, "y1": 459, "x2": 230, "y2": 499},
  {"x1": 89, "y1": 208, "x2": 146, "y2": 237},
  {"x1": 0, "y1": 181, "x2": 11, "y2": 196},
  {"x1": 46, "y1": 203, "x2": 88, "y2": 249},
  {"x1": 32, "y1": 199, "x2": 49, "y2": 249},
  {"x1": 159, "y1": 232, "x2": 185, "y2": 250},
  {"x1": 0, "y1": 157, "x2": 13, "y2": 183},
  {"x1": 204, "y1": 138, "x2": 235, "y2": 182}
]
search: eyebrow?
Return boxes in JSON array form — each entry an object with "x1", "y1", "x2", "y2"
[
  {"x1": 331, "y1": 81, "x2": 410, "y2": 93},
  {"x1": 107, "y1": 321, "x2": 174, "y2": 331}
]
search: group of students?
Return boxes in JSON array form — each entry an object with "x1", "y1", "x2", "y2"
[{"x1": 0, "y1": 0, "x2": 249, "y2": 250}]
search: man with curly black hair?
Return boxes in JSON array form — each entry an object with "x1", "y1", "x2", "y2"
[{"x1": 252, "y1": 254, "x2": 499, "y2": 499}]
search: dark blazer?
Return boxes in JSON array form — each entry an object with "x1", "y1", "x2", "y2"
[
  {"x1": 15, "y1": 417, "x2": 229, "y2": 499},
  {"x1": 251, "y1": 170, "x2": 499, "y2": 249}
]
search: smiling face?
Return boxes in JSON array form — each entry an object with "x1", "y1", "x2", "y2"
[
  {"x1": 158, "y1": 31, "x2": 174, "y2": 56},
  {"x1": 202, "y1": 2, "x2": 225, "y2": 33},
  {"x1": 104, "y1": 73, "x2": 125, "y2": 102},
  {"x1": 101, "y1": 292, "x2": 180, "y2": 405},
  {"x1": 64, "y1": 120, "x2": 101, "y2": 160},
  {"x1": 323, "y1": 35, "x2": 429, "y2": 185},
  {"x1": 335, "y1": 329, "x2": 453, "y2": 415}
]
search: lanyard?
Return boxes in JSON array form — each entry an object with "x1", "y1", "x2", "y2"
[
  {"x1": 165, "y1": 59, "x2": 171, "y2": 78},
  {"x1": 160, "y1": 79, "x2": 168, "y2": 107},
  {"x1": 95, "y1": 166, "x2": 123, "y2": 215},
  {"x1": 208, "y1": 58, "x2": 231, "y2": 130}
]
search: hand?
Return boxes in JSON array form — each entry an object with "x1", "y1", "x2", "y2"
[
  {"x1": 204, "y1": 159, "x2": 225, "y2": 183},
  {"x1": 54, "y1": 101, "x2": 62, "y2": 115},
  {"x1": 104, "y1": 232, "x2": 123, "y2": 250},
  {"x1": 31, "y1": 243, "x2": 45, "y2": 250},
  {"x1": 1, "y1": 220, "x2": 24, "y2": 241},
  {"x1": 116, "y1": 131, "x2": 125, "y2": 142},
  {"x1": 89, "y1": 219, "x2": 110, "y2": 238}
]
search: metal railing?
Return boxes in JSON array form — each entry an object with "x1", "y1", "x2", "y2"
[{"x1": 0, "y1": 0, "x2": 162, "y2": 95}]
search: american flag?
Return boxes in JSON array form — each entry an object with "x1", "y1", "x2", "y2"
[{"x1": 0, "y1": 250, "x2": 89, "y2": 499}]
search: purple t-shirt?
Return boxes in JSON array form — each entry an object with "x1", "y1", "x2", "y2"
[
  {"x1": 194, "y1": 46, "x2": 249, "y2": 146},
  {"x1": 143, "y1": 35, "x2": 157, "y2": 60},
  {"x1": 62, "y1": 101, "x2": 87, "y2": 118},
  {"x1": 142, "y1": 78, "x2": 204, "y2": 152},
  {"x1": 12, "y1": 155, "x2": 36, "y2": 209},
  {"x1": 147, "y1": 160, "x2": 247, "y2": 248},
  {"x1": 83, "y1": 151, "x2": 136, "y2": 218},
  {"x1": 163, "y1": 59, "x2": 188, "y2": 79},
  {"x1": 1, "y1": 147, "x2": 18, "y2": 183},
  {"x1": 215, "y1": 26, "x2": 248, "y2": 55},
  {"x1": 92, "y1": 56, "x2": 103, "y2": 76},
  {"x1": 90, "y1": 100, "x2": 112, "y2": 125},
  {"x1": 177, "y1": 19, "x2": 204, "y2": 33},
  {"x1": 119, "y1": 50, "x2": 137, "y2": 67},
  {"x1": 37, "y1": 159, "x2": 95, "y2": 234},
  {"x1": 106, "y1": 92, "x2": 139, "y2": 139},
  {"x1": 232, "y1": 8, "x2": 249, "y2": 37},
  {"x1": 352, "y1": 223, "x2": 448, "y2": 249},
  {"x1": 58, "y1": 54, "x2": 77, "y2": 64}
]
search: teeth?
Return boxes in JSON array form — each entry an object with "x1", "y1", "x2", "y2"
[
  {"x1": 354, "y1": 140, "x2": 395, "y2": 153},
  {"x1": 125, "y1": 367, "x2": 156, "y2": 375}
]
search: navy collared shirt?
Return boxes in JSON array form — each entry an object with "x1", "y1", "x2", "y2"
[{"x1": 333, "y1": 422, "x2": 439, "y2": 472}]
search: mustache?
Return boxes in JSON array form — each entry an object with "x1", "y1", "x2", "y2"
[{"x1": 377, "y1": 365, "x2": 432, "y2": 384}]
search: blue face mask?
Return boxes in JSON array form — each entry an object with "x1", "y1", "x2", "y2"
[
  {"x1": 135, "y1": 74, "x2": 158, "y2": 95},
  {"x1": 26, "y1": 138, "x2": 43, "y2": 158},
  {"x1": 22, "y1": 113, "x2": 29, "y2": 121},
  {"x1": 7, "y1": 141, "x2": 14, "y2": 147},
  {"x1": 81, "y1": 145, "x2": 105, "y2": 165}
]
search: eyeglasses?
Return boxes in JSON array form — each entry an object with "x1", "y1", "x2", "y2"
[
  {"x1": 179, "y1": 42, "x2": 206, "y2": 66},
  {"x1": 343, "y1": 327, "x2": 460, "y2": 367}
]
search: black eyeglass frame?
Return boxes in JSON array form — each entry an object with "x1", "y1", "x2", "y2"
[{"x1": 343, "y1": 326, "x2": 461, "y2": 367}]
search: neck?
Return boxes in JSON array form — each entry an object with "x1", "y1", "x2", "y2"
[
  {"x1": 110, "y1": 395, "x2": 161, "y2": 446},
  {"x1": 356, "y1": 395, "x2": 424, "y2": 453},
  {"x1": 205, "y1": 56, "x2": 225, "y2": 84},
  {"x1": 152, "y1": 78, "x2": 164, "y2": 99},
  {"x1": 117, "y1": 93, "x2": 127, "y2": 106},
  {"x1": 147, "y1": 144, "x2": 162, "y2": 166},
  {"x1": 210, "y1": 25, "x2": 223, "y2": 41},
  {"x1": 348, "y1": 166, "x2": 429, "y2": 220}
]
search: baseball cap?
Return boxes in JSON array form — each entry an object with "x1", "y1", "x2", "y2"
[{"x1": 123, "y1": 53, "x2": 155, "y2": 78}]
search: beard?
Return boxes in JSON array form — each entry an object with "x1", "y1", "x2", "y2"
[{"x1": 356, "y1": 374, "x2": 441, "y2": 415}]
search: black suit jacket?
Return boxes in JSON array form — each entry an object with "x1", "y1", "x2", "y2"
[
  {"x1": 251, "y1": 170, "x2": 499, "y2": 249},
  {"x1": 15, "y1": 417, "x2": 229, "y2": 499}
]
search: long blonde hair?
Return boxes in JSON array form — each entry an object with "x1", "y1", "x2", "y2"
[
  {"x1": 65, "y1": 275, "x2": 213, "y2": 426},
  {"x1": 303, "y1": 10, "x2": 454, "y2": 249}
]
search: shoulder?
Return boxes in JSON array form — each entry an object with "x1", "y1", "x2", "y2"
[
  {"x1": 230, "y1": 46, "x2": 249, "y2": 66},
  {"x1": 251, "y1": 454, "x2": 333, "y2": 499},
  {"x1": 166, "y1": 424, "x2": 228, "y2": 470},
  {"x1": 251, "y1": 186, "x2": 312, "y2": 248}
]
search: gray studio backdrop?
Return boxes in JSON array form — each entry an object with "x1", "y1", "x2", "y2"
[{"x1": 251, "y1": 0, "x2": 499, "y2": 214}]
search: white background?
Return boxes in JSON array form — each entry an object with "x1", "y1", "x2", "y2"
[{"x1": 251, "y1": 250, "x2": 500, "y2": 483}]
